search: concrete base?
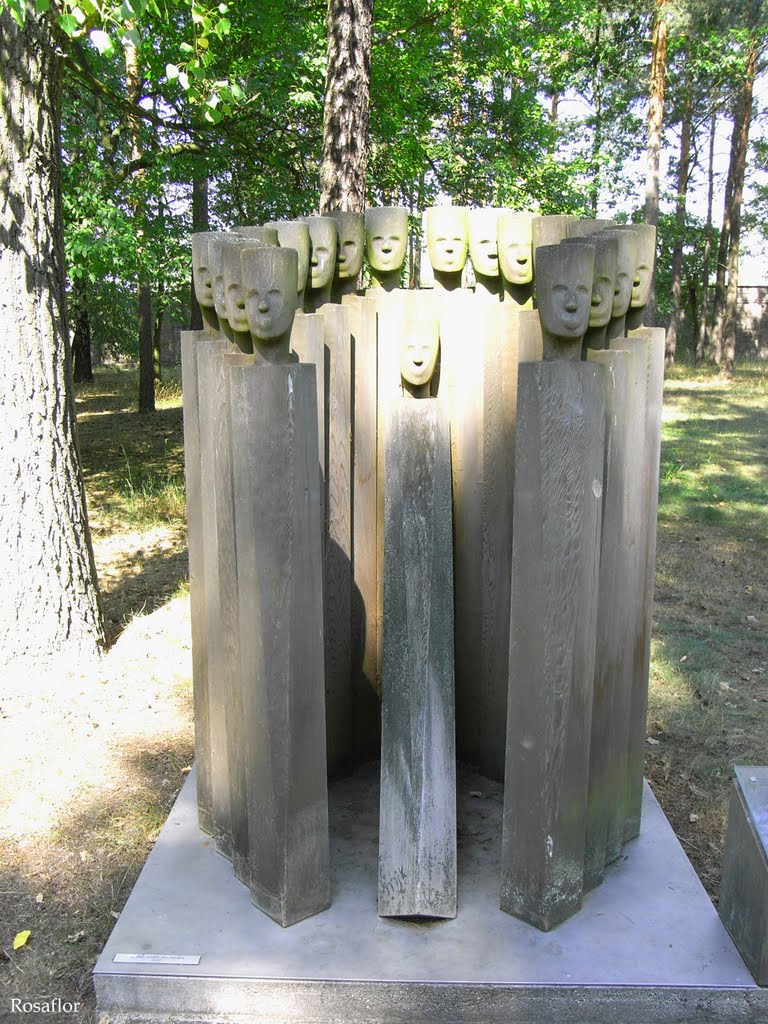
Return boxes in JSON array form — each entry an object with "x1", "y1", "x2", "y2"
[{"x1": 94, "y1": 765, "x2": 765, "y2": 1024}]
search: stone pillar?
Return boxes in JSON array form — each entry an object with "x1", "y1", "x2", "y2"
[
  {"x1": 378, "y1": 398, "x2": 456, "y2": 919},
  {"x1": 229, "y1": 361, "x2": 330, "y2": 927},
  {"x1": 501, "y1": 360, "x2": 605, "y2": 931},
  {"x1": 180, "y1": 328, "x2": 215, "y2": 836}
]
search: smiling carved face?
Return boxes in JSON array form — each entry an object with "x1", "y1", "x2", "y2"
[
  {"x1": 468, "y1": 208, "x2": 502, "y2": 278},
  {"x1": 365, "y1": 207, "x2": 409, "y2": 274},
  {"x1": 426, "y1": 207, "x2": 469, "y2": 274},
  {"x1": 497, "y1": 213, "x2": 534, "y2": 285},
  {"x1": 536, "y1": 243, "x2": 594, "y2": 340}
]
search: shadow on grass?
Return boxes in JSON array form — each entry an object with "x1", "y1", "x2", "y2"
[{"x1": 0, "y1": 736, "x2": 195, "y2": 1024}]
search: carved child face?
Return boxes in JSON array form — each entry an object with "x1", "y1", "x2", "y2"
[
  {"x1": 330, "y1": 211, "x2": 365, "y2": 280},
  {"x1": 425, "y1": 207, "x2": 469, "y2": 274},
  {"x1": 241, "y1": 247, "x2": 298, "y2": 342},
  {"x1": 207, "y1": 233, "x2": 232, "y2": 323},
  {"x1": 399, "y1": 321, "x2": 439, "y2": 387},
  {"x1": 536, "y1": 243, "x2": 594, "y2": 340},
  {"x1": 365, "y1": 206, "x2": 408, "y2": 273},
  {"x1": 589, "y1": 235, "x2": 619, "y2": 327},
  {"x1": 265, "y1": 220, "x2": 311, "y2": 294},
  {"x1": 497, "y1": 212, "x2": 533, "y2": 285},
  {"x1": 604, "y1": 229, "x2": 638, "y2": 318},
  {"x1": 191, "y1": 232, "x2": 217, "y2": 309},
  {"x1": 305, "y1": 217, "x2": 337, "y2": 289},
  {"x1": 223, "y1": 239, "x2": 261, "y2": 333},
  {"x1": 468, "y1": 208, "x2": 501, "y2": 277}
]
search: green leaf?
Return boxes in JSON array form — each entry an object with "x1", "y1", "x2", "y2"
[
  {"x1": 218, "y1": 2, "x2": 228, "y2": 10},
  {"x1": 178, "y1": 70, "x2": 190, "y2": 90},
  {"x1": 71, "y1": 6, "x2": 86, "y2": 25},
  {"x1": 216, "y1": 17, "x2": 230, "y2": 35},
  {"x1": 89, "y1": 28, "x2": 113, "y2": 53},
  {"x1": 7, "y1": 0, "x2": 25, "y2": 26},
  {"x1": 165, "y1": 62, "x2": 179, "y2": 80},
  {"x1": 179, "y1": 41, "x2": 194, "y2": 53},
  {"x1": 35, "y1": 0, "x2": 51, "y2": 13},
  {"x1": 13, "y1": 931, "x2": 31, "y2": 951},
  {"x1": 120, "y1": 0, "x2": 136, "y2": 19},
  {"x1": 121, "y1": 27, "x2": 140, "y2": 48},
  {"x1": 59, "y1": 13, "x2": 79, "y2": 36}
]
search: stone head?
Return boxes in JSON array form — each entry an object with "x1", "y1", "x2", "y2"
[
  {"x1": 497, "y1": 212, "x2": 534, "y2": 285},
  {"x1": 562, "y1": 234, "x2": 618, "y2": 328},
  {"x1": 468, "y1": 208, "x2": 502, "y2": 278},
  {"x1": 365, "y1": 206, "x2": 408, "y2": 274},
  {"x1": 399, "y1": 320, "x2": 440, "y2": 389},
  {"x1": 191, "y1": 232, "x2": 218, "y2": 310},
  {"x1": 566, "y1": 218, "x2": 612, "y2": 238},
  {"x1": 305, "y1": 216, "x2": 338, "y2": 289},
  {"x1": 425, "y1": 206, "x2": 469, "y2": 274},
  {"x1": 222, "y1": 237, "x2": 267, "y2": 334},
  {"x1": 207, "y1": 232, "x2": 239, "y2": 323},
  {"x1": 265, "y1": 220, "x2": 311, "y2": 295},
  {"x1": 603, "y1": 228, "x2": 638, "y2": 318},
  {"x1": 536, "y1": 242, "x2": 594, "y2": 341},
  {"x1": 621, "y1": 224, "x2": 656, "y2": 308},
  {"x1": 234, "y1": 225, "x2": 280, "y2": 246},
  {"x1": 241, "y1": 246, "x2": 298, "y2": 356},
  {"x1": 532, "y1": 215, "x2": 576, "y2": 268},
  {"x1": 330, "y1": 211, "x2": 365, "y2": 280}
]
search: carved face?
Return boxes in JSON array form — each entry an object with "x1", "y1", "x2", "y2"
[
  {"x1": 468, "y1": 208, "x2": 501, "y2": 278},
  {"x1": 605, "y1": 230, "x2": 638, "y2": 318},
  {"x1": 365, "y1": 207, "x2": 408, "y2": 273},
  {"x1": 191, "y1": 233, "x2": 217, "y2": 308},
  {"x1": 497, "y1": 213, "x2": 533, "y2": 285},
  {"x1": 399, "y1": 322, "x2": 439, "y2": 387},
  {"x1": 425, "y1": 207, "x2": 469, "y2": 274},
  {"x1": 305, "y1": 217, "x2": 337, "y2": 289},
  {"x1": 265, "y1": 220, "x2": 311, "y2": 293},
  {"x1": 241, "y1": 247, "x2": 298, "y2": 342},
  {"x1": 207, "y1": 233, "x2": 232, "y2": 322},
  {"x1": 222, "y1": 239, "x2": 262, "y2": 333},
  {"x1": 536, "y1": 243, "x2": 594, "y2": 340},
  {"x1": 331, "y1": 211, "x2": 365, "y2": 280},
  {"x1": 587, "y1": 235, "x2": 618, "y2": 328},
  {"x1": 629, "y1": 225, "x2": 656, "y2": 308}
]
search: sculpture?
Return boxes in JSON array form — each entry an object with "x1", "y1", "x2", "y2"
[
  {"x1": 620, "y1": 224, "x2": 656, "y2": 330},
  {"x1": 425, "y1": 206, "x2": 469, "y2": 291},
  {"x1": 468, "y1": 207, "x2": 502, "y2": 300},
  {"x1": 535, "y1": 242, "x2": 594, "y2": 359},
  {"x1": 562, "y1": 234, "x2": 618, "y2": 352},
  {"x1": 191, "y1": 231, "x2": 221, "y2": 331},
  {"x1": 330, "y1": 210, "x2": 365, "y2": 299},
  {"x1": 234, "y1": 225, "x2": 280, "y2": 246},
  {"x1": 241, "y1": 246, "x2": 299, "y2": 363},
  {"x1": 399, "y1": 318, "x2": 440, "y2": 398},
  {"x1": 365, "y1": 206, "x2": 408, "y2": 291},
  {"x1": 497, "y1": 211, "x2": 534, "y2": 307},
  {"x1": 304, "y1": 216, "x2": 338, "y2": 310},
  {"x1": 209, "y1": 233, "x2": 256, "y2": 353},
  {"x1": 602, "y1": 228, "x2": 638, "y2": 341},
  {"x1": 265, "y1": 220, "x2": 311, "y2": 311}
]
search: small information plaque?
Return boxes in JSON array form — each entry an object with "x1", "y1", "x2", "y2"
[{"x1": 113, "y1": 953, "x2": 201, "y2": 966}]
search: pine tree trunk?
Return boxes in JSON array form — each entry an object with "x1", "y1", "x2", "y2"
[
  {"x1": 138, "y1": 281, "x2": 155, "y2": 410},
  {"x1": 696, "y1": 104, "x2": 717, "y2": 363},
  {"x1": 723, "y1": 36, "x2": 759, "y2": 378},
  {"x1": 665, "y1": 64, "x2": 692, "y2": 365},
  {"x1": 319, "y1": 0, "x2": 373, "y2": 212},
  {"x1": 643, "y1": 0, "x2": 668, "y2": 327},
  {"x1": 0, "y1": 3, "x2": 104, "y2": 665},
  {"x1": 711, "y1": 91, "x2": 743, "y2": 364}
]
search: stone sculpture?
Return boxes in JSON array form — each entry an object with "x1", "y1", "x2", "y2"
[
  {"x1": 379, "y1": 319, "x2": 456, "y2": 919},
  {"x1": 304, "y1": 215, "x2": 338, "y2": 310},
  {"x1": 468, "y1": 207, "x2": 502, "y2": 300},
  {"x1": 191, "y1": 231, "x2": 221, "y2": 331},
  {"x1": 535, "y1": 242, "x2": 594, "y2": 359},
  {"x1": 265, "y1": 220, "x2": 311, "y2": 310},
  {"x1": 497, "y1": 211, "x2": 534, "y2": 307},
  {"x1": 425, "y1": 206, "x2": 469, "y2": 291},
  {"x1": 561, "y1": 234, "x2": 618, "y2": 352},
  {"x1": 365, "y1": 206, "x2": 408, "y2": 291},
  {"x1": 208, "y1": 233, "x2": 255, "y2": 352},
  {"x1": 603, "y1": 227, "x2": 638, "y2": 341},
  {"x1": 240, "y1": 245, "x2": 298, "y2": 362},
  {"x1": 620, "y1": 223, "x2": 656, "y2": 330},
  {"x1": 330, "y1": 210, "x2": 365, "y2": 300}
]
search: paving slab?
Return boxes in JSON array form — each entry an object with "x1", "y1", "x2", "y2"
[{"x1": 94, "y1": 764, "x2": 765, "y2": 1023}]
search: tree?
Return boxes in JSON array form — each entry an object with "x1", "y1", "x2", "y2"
[{"x1": 0, "y1": 2, "x2": 105, "y2": 664}]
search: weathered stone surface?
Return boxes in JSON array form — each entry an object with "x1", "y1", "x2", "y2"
[
  {"x1": 379, "y1": 399, "x2": 456, "y2": 919},
  {"x1": 180, "y1": 328, "x2": 215, "y2": 837},
  {"x1": 719, "y1": 766, "x2": 768, "y2": 986},
  {"x1": 501, "y1": 360, "x2": 605, "y2": 931},
  {"x1": 584, "y1": 348, "x2": 631, "y2": 890},
  {"x1": 229, "y1": 361, "x2": 329, "y2": 927}
]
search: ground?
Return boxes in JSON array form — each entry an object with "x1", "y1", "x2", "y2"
[{"x1": 0, "y1": 363, "x2": 766, "y2": 1023}]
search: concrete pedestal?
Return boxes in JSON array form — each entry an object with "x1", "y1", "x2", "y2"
[{"x1": 94, "y1": 765, "x2": 765, "y2": 1023}]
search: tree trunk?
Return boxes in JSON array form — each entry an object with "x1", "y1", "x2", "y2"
[
  {"x1": 72, "y1": 304, "x2": 94, "y2": 384},
  {"x1": 190, "y1": 175, "x2": 209, "y2": 330},
  {"x1": 138, "y1": 281, "x2": 155, "y2": 410},
  {"x1": 722, "y1": 36, "x2": 759, "y2": 378},
  {"x1": 665, "y1": 63, "x2": 692, "y2": 365},
  {"x1": 319, "y1": 0, "x2": 373, "y2": 213},
  {"x1": 0, "y1": 3, "x2": 104, "y2": 665},
  {"x1": 153, "y1": 279, "x2": 165, "y2": 381},
  {"x1": 643, "y1": 0, "x2": 668, "y2": 327},
  {"x1": 696, "y1": 103, "x2": 717, "y2": 363}
]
